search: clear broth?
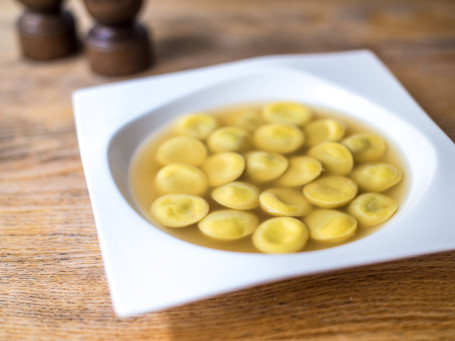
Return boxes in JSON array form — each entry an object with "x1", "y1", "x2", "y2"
[{"x1": 129, "y1": 103, "x2": 409, "y2": 253}]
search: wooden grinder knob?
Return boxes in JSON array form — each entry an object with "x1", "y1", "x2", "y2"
[
  {"x1": 83, "y1": 0, "x2": 153, "y2": 76},
  {"x1": 16, "y1": 0, "x2": 78, "y2": 60}
]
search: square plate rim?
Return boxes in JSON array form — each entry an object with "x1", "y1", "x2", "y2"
[{"x1": 72, "y1": 49, "x2": 455, "y2": 317}]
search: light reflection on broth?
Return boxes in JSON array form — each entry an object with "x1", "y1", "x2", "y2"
[{"x1": 129, "y1": 103, "x2": 408, "y2": 253}]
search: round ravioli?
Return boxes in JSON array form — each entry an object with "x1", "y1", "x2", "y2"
[
  {"x1": 212, "y1": 182, "x2": 260, "y2": 210},
  {"x1": 303, "y1": 176, "x2": 358, "y2": 208},
  {"x1": 151, "y1": 194, "x2": 209, "y2": 228},
  {"x1": 275, "y1": 156, "x2": 322, "y2": 187},
  {"x1": 156, "y1": 163, "x2": 208, "y2": 195},
  {"x1": 207, "y1": 126, "x2": 251, "y2": 152},
  {"x1": 253, "y1": 217, "x2": 309, "y2": 253},
  {"x1": 307, "y1": 142, "x2": 354, "y2": 176},
  {"x1": 175, "y1": 113, "x2": 218, "y2": 140},
  {"x1": 156, "y1": 136, "x2": 207, "y2": 166},
  {"x1": 259, "y1": 188, "x2": 312, "y2": 217},
  {"x1": 304, "y1": 119, "x2": 345, "y2": 147},
  {"x1": 246, "y1": 151, "x2": 289, "y2": 183},
  {"x1": 222, "y1": 108, "x2": 263, "y2": 132},
  {"x1": 351, "y1": 163, "x2": 402, "y2": 192},
  {"x1": 198, "y1": 210, "x2": 258, "y2": 241},
  {"x1": 347, "y1": 193, "x2": 398, "y2": 227},
  {"x1": 342, "y1": 133, "x2": 386, "y2": 163},
  {"x1": 202, "y1": 152, "x2": 245, "y2": 187},
  {"x1": 254, "y1": 123, "x2": 304, "y2": 154},
  {"x1": 304, "y1": 209, "x2": 357, "y2": 243},
  {"x1": 262, "y1": 102, "x2": 312, "y2": 126}
]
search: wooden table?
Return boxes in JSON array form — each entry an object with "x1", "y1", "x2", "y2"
[{"x1": 1, "y1": 0, "x2": 454, "y2": 339}]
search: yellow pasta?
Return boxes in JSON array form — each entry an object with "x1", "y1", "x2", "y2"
[{"x1": 130, "y1": 102, "x2": 406, "y2": 254}]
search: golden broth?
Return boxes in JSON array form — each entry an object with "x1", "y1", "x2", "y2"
[{"x1": 129, "y1": 103, "x2": 408, "y2": 253}]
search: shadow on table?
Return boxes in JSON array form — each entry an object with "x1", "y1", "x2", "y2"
[{"x1": 159, "y1": 253, "x2": 452, "y2": 340}]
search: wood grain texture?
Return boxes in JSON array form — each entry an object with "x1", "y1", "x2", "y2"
[{"x1": 1, "y1": 0, "x2": 454, "y2": 340}]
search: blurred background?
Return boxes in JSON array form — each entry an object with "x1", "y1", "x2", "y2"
[{"x1": 2, "y1": 0, "x2": 454, "y2": 133}]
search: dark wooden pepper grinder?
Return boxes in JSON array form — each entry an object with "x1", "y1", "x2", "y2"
[
  {"x1": 16, "y1": 0, "x2": 79, "y2": 60},
  {"x1": 83, "y1": 0, "x2": 153, "y2": 77}
]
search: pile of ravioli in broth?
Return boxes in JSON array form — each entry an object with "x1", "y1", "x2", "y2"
[{"x1": 137, "y1": 102, "x2": 404, "y2": 254}]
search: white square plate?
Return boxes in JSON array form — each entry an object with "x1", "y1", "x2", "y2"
[{"x1": 73, "y1": 50, "x2": 455, "y2": 317}]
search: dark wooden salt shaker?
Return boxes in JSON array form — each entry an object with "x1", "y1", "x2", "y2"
[
  {"x1": 16, "y1": 0, "x2": 79, "y2": 60},
  {"x1": 83, "y1": 0, "x2": 153, "y2": 77}
]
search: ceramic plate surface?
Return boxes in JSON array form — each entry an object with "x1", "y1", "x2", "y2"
[{"x1": 73, "y1": 50, "x2": 455, "y2": 317}]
